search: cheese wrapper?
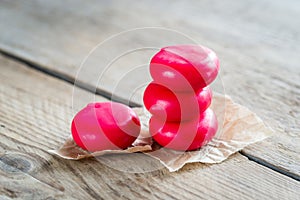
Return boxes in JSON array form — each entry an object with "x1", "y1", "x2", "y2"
[{"x1": 49, "y1": 93, "x2": 273, "y2": 172}]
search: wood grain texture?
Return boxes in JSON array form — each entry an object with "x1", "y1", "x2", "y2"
[
  {"x1": 0, "y1": 0, "x2": 299, "y2": 179},
  {"x1": 1, "y1": 54, "x2": 300, "y2": 199}
]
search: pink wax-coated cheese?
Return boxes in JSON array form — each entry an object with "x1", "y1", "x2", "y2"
[
  {"x1": 149, "y1": 108, "x2": 218, "y2": 151},
  {"x1": 71, "y1": 102, "x2": 141, "y2": 152},
  {"x1": 143, "y1": 81, "x2": 212, "y2": 122},
  {"x1": 150, "y1": 45, "x2": 219, "y2": 92}
]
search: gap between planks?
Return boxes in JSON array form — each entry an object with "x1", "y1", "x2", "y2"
[
  {"x1": 0, "y1": 50, "x2": 140, "y2": 108},
  {"x1": 1, "y1": 49, "x2": 299, "y2": 182}
]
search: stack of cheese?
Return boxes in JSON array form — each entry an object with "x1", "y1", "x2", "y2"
[{"x1": 143, "y1": 45, "x2": 220, "y2": 151}]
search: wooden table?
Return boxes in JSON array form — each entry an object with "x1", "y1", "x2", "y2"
[{"x1": 0, "y1": 0, "x2": 299, "y2": 199}]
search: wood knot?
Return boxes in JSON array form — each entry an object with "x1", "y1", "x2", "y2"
[{"x1": 0, "y1": 152, "x2": 36, "y2": 173}]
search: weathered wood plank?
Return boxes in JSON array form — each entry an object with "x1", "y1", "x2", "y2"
[
  {"x1": 1, "y1": 55, "x2": 300, "y2": 199},
  {"x1": 0, "y1": 0, "x2": 299, "y2": 178},
  {"x1": 0, "y1": 152, "x2": 64, "y2": 200}
]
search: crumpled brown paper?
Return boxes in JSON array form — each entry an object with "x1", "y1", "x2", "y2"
[{"x1": 49, "y1": 93, "x2": 273, "y2": 172}]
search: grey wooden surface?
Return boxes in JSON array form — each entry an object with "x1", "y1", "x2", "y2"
[
  {"x1": 0, "y1": 0, "x2": 299, "y2": 199},
  {"x1": 1, "y1": 54, "x2": 300, "y2": 199}
]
